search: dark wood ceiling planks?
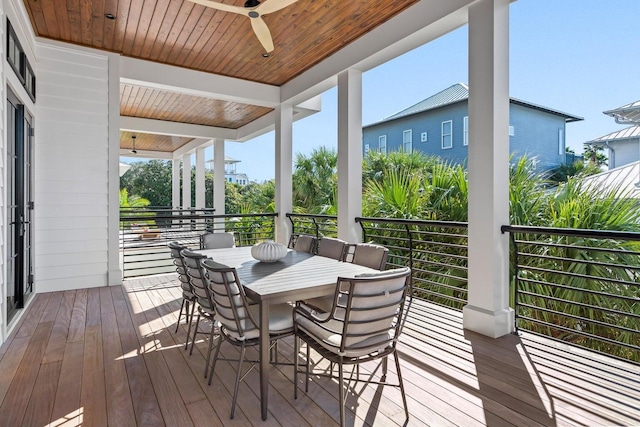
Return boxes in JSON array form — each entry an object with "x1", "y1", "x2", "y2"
[
  {"x1": 23, "y1": 0, "x2": 420, "y2": 86},
  {"x1": 23, "y1": 0, "x2": 419, "y2": 152}
]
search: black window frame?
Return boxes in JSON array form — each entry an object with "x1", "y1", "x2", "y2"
[{"x1": 6, "y1": 19, "x2": 36, "y2": 102}]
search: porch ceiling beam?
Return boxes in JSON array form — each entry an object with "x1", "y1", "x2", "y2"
[
  {"x1": 120, "y1": 116, "x2": 237, "y2": 140},
  {"x1": 173, "y1": 138, "x2": 213, "y2": 159},
  {"x1": 280, "y1": 0, "x2": 475, "y2": 106},
  {"x1": 118, "y1": 149, "x2": 173, "y2": 159},
  {"x1": 119, "y1": 57, "x2": 281, "y2": 108},
  {"x1": 234, "y1": 95, "x2": 322, "y2": 142}
]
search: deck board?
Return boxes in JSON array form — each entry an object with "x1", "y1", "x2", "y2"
[{"x1": 0, "y1": 274, "x2": 638, "y2": 427}]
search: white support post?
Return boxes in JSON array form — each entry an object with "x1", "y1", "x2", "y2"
[
  {"x1": 107, "y1": 53, "x2": 122, "y2": 285},
  {"x1": 195, "y1": 147, "x2": 206, "y2": 209},
  {"x1": 274, "y1": 104, "x2": 293, "y2": 245},
  {"x1": 172, "y1": 159, "x2": 181, "y2": 209},
  {"x1": 463, "y1": 0, "x2": 514, "y2": 338},
  {"x1": 195, "y1": 147, "x2": 206, "y2": 231},
  {"x1": 337, "y1": 69, "x2": 363, "y2": 243},
  {"x1": 182, "y1": 153, "x2": 192, "y2": 210},
  {"x1": 213, "y1": 139, "x2": 226, "y2": 231}
]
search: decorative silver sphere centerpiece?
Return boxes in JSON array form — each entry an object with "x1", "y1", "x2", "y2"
[{"x1": 251, "y1": 240, "x2": 287, "y2": 262}]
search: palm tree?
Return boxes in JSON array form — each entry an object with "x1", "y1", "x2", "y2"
[
  {"x1": 293, "y1": 147, "x2": 338, "y2": 213},
  {"x1": 583, "y1": 143, "x2": 608, "y2": 167}
]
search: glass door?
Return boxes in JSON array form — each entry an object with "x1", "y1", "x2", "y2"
[{"x1": 6, "y1": 88, "x2": 34, "y2": 322}]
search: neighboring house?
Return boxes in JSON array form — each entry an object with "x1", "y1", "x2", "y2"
[
  {"x1": 582, "y1": 161, "x2": 640, "y2": 200},
  {"x1": 585, "y1": 126, "x2": 640, "y2": 169},
  {"x1": 586, "y1": 100, "x2": 640, "y2": 170},
  {"x1": 206, "y1": 156, "x2": 250, "y2": 186},
  {"x1": 362, "y1": 83, "x2": 583, "y2": 170}
]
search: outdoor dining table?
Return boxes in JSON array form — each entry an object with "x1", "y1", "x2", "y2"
[{"x1": 195, "y1": 245, "x2": 379, "y2": 420}]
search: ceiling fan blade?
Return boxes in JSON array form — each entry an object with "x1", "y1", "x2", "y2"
[
  {"x1": 250, "y1": 17, "x2": 274, "y2": 52},
  {"x1": 256, "y1": 0, "x2": 298, "y2": 15},
  {"x1": 186, "y1": 0, "x2": 248, "y2": 16}
]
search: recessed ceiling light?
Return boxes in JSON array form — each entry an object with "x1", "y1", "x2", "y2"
[{"x1": 104, "y1": 13, "x2": 116, "y2": 20}]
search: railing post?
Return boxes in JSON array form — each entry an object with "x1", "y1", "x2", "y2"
[{"x1": 405, "y1": 223, "x2": 413, "y2": 285}]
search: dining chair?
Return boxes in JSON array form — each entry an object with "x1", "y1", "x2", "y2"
[
  {"x1": 201, "y1": 258, "x2": 294, "y2": 419},
  {"x1": 343, "y1": 242, "x2": 389, "y2": 270},
  {"x1": 200, "y1": 231, "x2": 236, "y2": 249},
  {"x1": 293, "y1": 234, "x2": 317, "y2": 253},
  {"x1": 169, "y1": 241, "x2": 197, "y2": 348},
  {"x1": 181, "y1": 249, "x2": 218, "y2": 378},
  {"x1": 301, "y1": 237, "x2": 349, "y2": 312},
  {"x1": 316, "y1": 237, "x2": 347, "y2": 260},
  {"x1": 293, "y1": 267, "x2": 412, "y2": 427}
]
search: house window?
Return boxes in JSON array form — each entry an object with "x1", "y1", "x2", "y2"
[
  {"x1": 558, "y1": 129, "x2": 564, "y2": 155},
  {"x1": 378, "y1": 135, "x2": 387, "y2": 154},
  {"x1": 364, "y1": 144, "x2": 370, "y2": 154},
  {"x1": 421, "y1": 132, "x2": 427, "y2": 142},
  {"x1": 403, "y1": 130, "x2": 412, "y2": 152},
  {"x1": 6, "y1": 19, "x2": 36, "y2": 102},
  {"x1": 442, "y1": 120, "x2": 453, "y2": 149},
  {"x1": 509, "y1": 125, "x2": 515, "y2": 136},
  {"x1": 463, "y1": 116, "x2": 469, "y2": 146}
]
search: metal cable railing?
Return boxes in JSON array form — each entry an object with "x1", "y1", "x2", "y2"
[
  {"x1": 286, "y1": 214, "x2": 469, "y2": 310},
  {"x1": 120, "y1": 208, "x2": 277, "y2": 278},
  {"x1": 502, "y1": 224, "x2": 640, "y2": 364}
]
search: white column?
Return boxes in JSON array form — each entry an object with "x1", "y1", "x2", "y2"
[
  {"x1": 274, "y1": 104, "x2": 293, "y2": 245},
  {"x1": 463, "y1": 0, "x2": 514, "y2": 338},
  {"x1": 107, "y1": 53, "x2": 122, "y2": 285},
  {"x1": 172, "y1": 159, "x2": 181, "y2": 209},
  {"x1": 213, "y1": 139, "x2": 226, "y2": 231},
  {"x1": 195, "y1": 147, "x2": 206, "y2": 210},
  {"x1": 182, "y1": 153, "x2": 192, "y2": 210},
  {"x1": 337, "y1": 69, "x2": 363, "y2": 243}
]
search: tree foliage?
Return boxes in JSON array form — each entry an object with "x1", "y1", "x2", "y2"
[{"x1": 120, "y1": 160, "x2": 173, "y2": 207}]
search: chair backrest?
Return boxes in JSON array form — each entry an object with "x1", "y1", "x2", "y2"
[
  {"x1": 181, "y1": 249, "x2": 215, "y2": 313},
  {"x1": 345, "y1": 243, "x2": 388, "y2": 270},
  {"x1": 293, "y1": 234, "x2": 317, "y2": 253},
  {"x1": 168, "y1": 241, "x2": 191, "y2": 294},
  {"x1": 316, "y1": 237, "x2": 347, "y2": 260},
  {"x1": 336, "y1": 267, "x2": 411, "y2": 355},
  {"x1": 201, "y1": 258, "x2": 259, "y2": 340},
  {"x1": 200, "y1": 232, "x2": 236, "y2": 249}
]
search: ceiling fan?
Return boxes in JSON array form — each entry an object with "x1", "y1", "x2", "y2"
[{"x1": 186, "y1": 0, "x2": 299, "y2": 53}]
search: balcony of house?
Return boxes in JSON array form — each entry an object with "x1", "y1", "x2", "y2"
[{"x1": 0, "y1": 210, "x2": 637, "y2": 426}]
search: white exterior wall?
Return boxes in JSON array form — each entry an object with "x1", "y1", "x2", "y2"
[
  {"x1": 608, "y1": 139, "x2": 640, "y2": 169},
  {"x1": 35, "y1": 43, "x2": 110, "y2": 292}
]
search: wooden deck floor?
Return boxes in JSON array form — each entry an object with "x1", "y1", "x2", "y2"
[{"x1": 0, "y1": 274, "x2": 638, "y2": 426}]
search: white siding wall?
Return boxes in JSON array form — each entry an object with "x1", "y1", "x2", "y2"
[
  {"x1": 609, "y1": 139, "x2": 640, "y2": 169},
  {"x1": 35, "y1": 44, "x2": 109, "y2": 292},
  {"x1": 0, "y1": 0, "x2": 5, "y2": 339}
]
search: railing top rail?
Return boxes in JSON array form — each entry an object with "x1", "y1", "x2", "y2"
[
  {"x1": 286, "y1": 213, "x2": 337, "y2": 220},
  {"x1": 356, "y1": 216, "x2": 469, "y2": 230},
  {"x1": 501, "y1": 224, "x2": 640, "y2": 241},
  {"x1": 120, "y1": 210, "x2": 278, "y2": 221}
]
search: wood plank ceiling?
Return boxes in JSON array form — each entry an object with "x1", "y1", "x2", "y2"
[{"x1": 22, "y1": 0, "x2": 420, "y2": 153}]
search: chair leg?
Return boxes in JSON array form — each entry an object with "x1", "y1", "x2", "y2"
[
  {"x1": 305, "y1": 341, "x2": 311, "y2": 393},
  {"x1": 339, "y1": 360, "x2": 345, "y2": 427},
  {"x1": 208, "y1": 334, "x2": 225, "y2": 386},
  {"x1": 190, "y1": 313, "x2": 201, "y2": 355},
  {"x1": 294, "y1": 336, "x2": 299, "y2": 400},
  {"x1": 175, "y1": 299, "x2": 186, "y2": 333},
  {"x1": 230, "y1": 343, "x2": 247, "y2": 419},
  {"x1": 393, "y1": 350, "x2": 410, "y2": 423},
  {"x1": 185, "y1": 303, "x2": 196, "y2": 350},
  {"x1": 381, "y1": 355, "x2": 388, "y2": 381},
  {"x1": 204, "y1": 322, "x2": 216, "y2": 378}
]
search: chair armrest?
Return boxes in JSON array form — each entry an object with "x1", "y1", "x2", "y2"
[{"x1": 294, "y1": 301, "x2": 329, "y2": 322}]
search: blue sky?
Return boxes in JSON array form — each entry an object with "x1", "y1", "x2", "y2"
[{"x1": 126, "y1": 0, "x2": 640, "y2": 182}]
